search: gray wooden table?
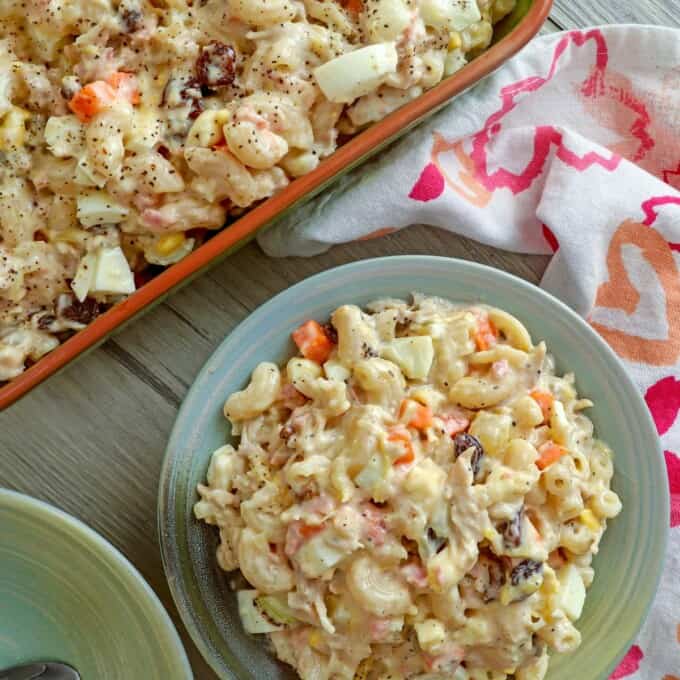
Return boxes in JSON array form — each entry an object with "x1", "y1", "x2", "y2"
[{"x1": 1, "y1": 1, "x2": 674, "y2": 677}]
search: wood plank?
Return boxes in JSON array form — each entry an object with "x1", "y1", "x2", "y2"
[
  {"x1": 0, "y1": 337, "x2": 215, "y2": 676},
  {"x1": 542, "y1": 17, "x2": 564, "y2": 33},
  {"x1": 551, "y1": 0, "x2": 680, "y2": 29},
  {"x1": 150, "y1": 228, "x2": 549, "y2": 394}
]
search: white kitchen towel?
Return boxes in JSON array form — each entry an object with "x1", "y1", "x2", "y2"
[{"x1": 259, "y1": 25, "x2": 680, "y2": 679}]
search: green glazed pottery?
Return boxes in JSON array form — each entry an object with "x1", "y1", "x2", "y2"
[{"x1": 0, "y1": 489, "x2": 192, "y2": 680}]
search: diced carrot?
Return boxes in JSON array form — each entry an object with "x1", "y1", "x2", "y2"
[
  {"x1": 285, "y1": 521, "x2": 324, "y2": 556},
  {"x1": 292, "y1": 320, "x2": 334, "y2": 364},
  {"x1": 399, "y1": 399, "x2": 433, "y2": 431},
  {"x1": 389, "y1": 428, "x2": 415, "y2": 466},
  {"x1": 68, "y1": 72, "x2": 140, "y2": 122},
  {"x1": 393, "y1": 448, "x2": 414, "y2": 466},
  {"x1": 536, "y1": 441, "x2": 567, "y2": 470},
  {"x1": 529, "y1": 389, "x2": 554, "y2": 422},
  {"x1": 68, "y1": 81, "x2": 117, "y2": 122},
  {"x1": 106, "y1": 71, "x2": 140, "y2": 104},
  {"x1": 341, "y1": 0, "x2": 363, "y2": 13},
  {"x1": 299, "y1": 524, "x2": 324, "y2": 540},
  {"x1": 473, "y1": 316, "x2": 498, "y2": 351}
]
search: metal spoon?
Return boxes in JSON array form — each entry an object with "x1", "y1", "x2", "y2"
[{"x1": 0, "y1": 663, "x2": 80, "y2": 680}]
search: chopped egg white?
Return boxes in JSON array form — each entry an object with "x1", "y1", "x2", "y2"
[
  {"x1": 77, "y1": 191, "x2": 129, "y2": 227},
  {"x1": 419, "y1": 0, "x2": 482, "y2": 31},
  {"x1": 71, "y1": 247, "x2": 135, "y2": 301},
  {"x1": 314, "y1": 43, "x2": 399, "y2": 104},
  {"x1": 381, "y1": 336, "x2": 434, "y2": 379},
  {"x1": 556, "y1": 564, "x2": 587, "y2": 622},
  {"x1": 44, "y1": 115, "x2": 85, "y2": 158}
]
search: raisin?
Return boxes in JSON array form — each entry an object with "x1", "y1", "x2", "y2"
[
  {"x1": 476, "y1": 552, "x2": 505, "y2": 602},
  {"x1": 162, "y1": 77, "x2": 204, "y2": 119},
  {"x1": 401, "y1": 536, "x2": 419, "y2": 555},
  {"x1": 395, "y1": 319, "x2": 411, "y2": 335},
  {"x1": 322, "y1": 322, "x2": 338, "y2": 344},
  {"x1": 120, "y1": 8, "x2": 144, "y2": 32},
  {"x1": 361, "y1": 341, "x2": 378, "y2": 358},
  {"x1": 182, "y1": 79, "x2": 205, "y2": 119},
  {"x1": 37, "y1": 314, "x2": 56, "y2": 331},
  {"x1": 60, "y1": 77, "x2": 81, "y2": 101},
  {"x1": 453, "y1": 433, "x2": 484, "y2": 480},
  {"x1": 186, "y1": 227, "x2": 208, "y2": 242},
  {"x1": 60, "y1": 296, "x2": 102, "y2": 325},
  {"x1": 510, "y1": 559, "x2": 543, "y2": 586},
  {"x1": 54, "y1": 330, "x2": 75, "y2": 343},
  {"x1": 196, "y1": 42, "x2": 237, "y2": 88},
  {"x1": 501, "y1": 508, "x2": 523, "y2": 548}
]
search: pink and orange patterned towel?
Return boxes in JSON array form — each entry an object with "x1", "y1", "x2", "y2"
[{"x1": 260, "y1": 25, "x2": 680, "y2": 678}]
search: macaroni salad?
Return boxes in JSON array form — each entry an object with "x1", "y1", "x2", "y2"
[
  {"x1": 195, "y1": 295, "x2": 622, "y2": 680},
  {"x1": 0, "y1": 0, "x2": 514, "y2": 381}
]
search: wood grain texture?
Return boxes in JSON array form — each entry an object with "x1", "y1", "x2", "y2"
[
  {"x1": 0, "y1": 2, "x2": 662, "y2": 678},
  {"x1": 550, "y1": 0, "x2": 680, "y2": 29}
]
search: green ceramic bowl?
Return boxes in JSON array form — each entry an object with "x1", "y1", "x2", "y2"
[
  {"x1": 0, "y1": 489, "x2": 193, "y2": 680},
  {"x1": 159, "y1": 256, "x2": 668, "y2": 680}
]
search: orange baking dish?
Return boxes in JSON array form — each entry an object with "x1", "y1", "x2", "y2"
[{"x1": 1, "y1": 0, "x2": 552, "y2": 410}]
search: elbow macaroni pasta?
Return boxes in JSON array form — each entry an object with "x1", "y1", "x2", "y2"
[
  {"x1": 0, "y1": 0, "x2": 514, "y2": 380},
  {"x1": 195, "y1": 295, "x2": 621, "y2": 680}
]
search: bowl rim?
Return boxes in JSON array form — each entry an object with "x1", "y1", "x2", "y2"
[
  {"x1": 0, "y1": 0, "x2": 553, "y2": 411},
  {"x1": 1, "y1": 488, "x2": 193, "y2": 679},
  {"x1": 158, "y1": 254, "x2": 669, "y2": 680}
]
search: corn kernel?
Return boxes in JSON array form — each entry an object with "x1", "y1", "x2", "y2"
[
  {"x1": 483, "y1": 527, "x2": 496, "y2": 541},
  {"x1": 51, "y1": 227, "x2": 88, "y2": 245},
  {"x1": 540, "y1": 566, "x2": 560, "y2": 596},
  {"x1": 309, "y1": 35, "x2": 326, "y2": 57},
  {"x1": 308, "y1": 630, "x2": 324, "y2": 650},
  {"x1": 499, "y1": 585, "x2": 513, "y2": 606},
  {"x1": 448, "y1": 31, "x2": 462, "y2": 51},
  {"x1": 0, "y1": 107, "x2": 30, "y2": 151},
  {"x1": 415, "y1": 619, "x2": 447, "y2": 652},
  {"x1": 578, "y1": 509, "x2": 600, "y2": 532},
  {"x1": 155, "y1": 232, "x2": 186, "y2": 256}
]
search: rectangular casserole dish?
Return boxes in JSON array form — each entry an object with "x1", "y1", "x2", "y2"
[{"x1": 0, "y1": 0, "x2": 552, "y2": 410}]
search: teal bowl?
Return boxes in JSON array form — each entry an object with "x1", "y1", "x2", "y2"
[
  {"x1": 0, "y1": 489, "x2": 193, "y2": 680},
  {"x1": 159, "y1": 256, "x2": 668, "y2": 680}
]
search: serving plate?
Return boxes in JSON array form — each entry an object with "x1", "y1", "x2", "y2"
[
  {"x1": 159, "y1": 255, "x2": 667, "y2": 680},
  {"x1": 0, "y1": 0, "x2": 553, "y2": 410},
  {"x1": 0, "y1": 489, "x2": 193, "y2": 680}
]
